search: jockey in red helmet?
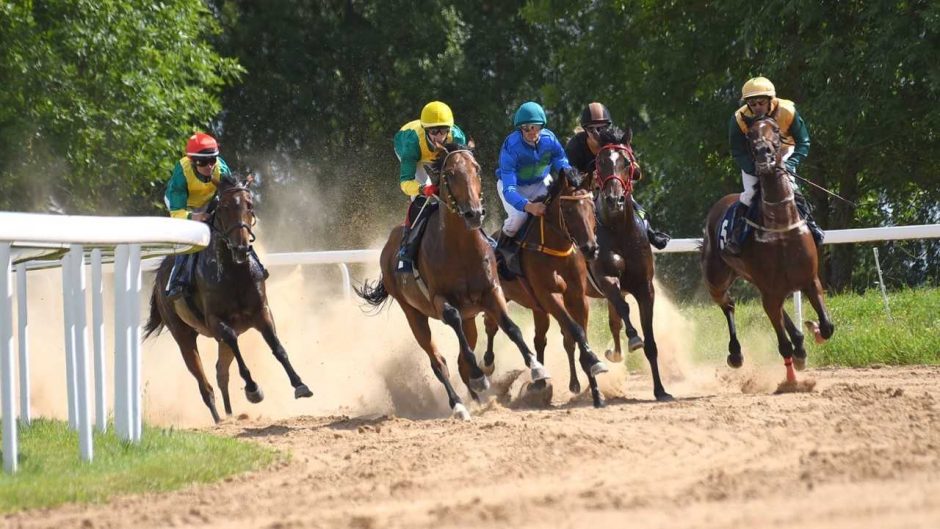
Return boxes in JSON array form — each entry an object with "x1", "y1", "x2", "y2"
[{"x1": 163, "y1": 132, "x2": 267, "y2": 300}]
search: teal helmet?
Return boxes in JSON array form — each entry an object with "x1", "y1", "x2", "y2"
[{"x1": 513, "y1": 101, "x2": 547, "y2": 128}]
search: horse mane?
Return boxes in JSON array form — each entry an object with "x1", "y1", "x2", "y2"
[
  {"x1": 596, "y1": 128, "x2": 625, "y2": 147},
  {"x1": 430, "y1": 142, "x2": 473, "y2": 175}
]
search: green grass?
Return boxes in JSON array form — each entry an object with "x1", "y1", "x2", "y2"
[
  {"x1": 675, "y1": 287, "x2": 940, "y2": 367},
  {"x1": 0, "y1": 419, "x2": 279, "y2": 513}
]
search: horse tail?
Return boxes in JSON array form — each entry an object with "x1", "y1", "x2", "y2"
[
  {"x1": 143, "y1": 286, "x2": 164, "y2": 339},
  {"x1": 354, "y1": 277, "x2": 391, "y2": 313}
]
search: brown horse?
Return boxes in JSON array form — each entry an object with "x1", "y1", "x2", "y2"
[
  {"x1": 702, "y1": 115, "x2": 834, "y2": 385},
  {"x1": 144, "y1": 176, "x2": 312, "y2": 423},
  {"x1": 480, "y1": 170, "x2": 609, "y2": 407},
  {"x1": 587, "y1": 130, "x2": 673, "y2": 401},
  {"x1": 356, "y1": 144, "x2": 548, "y2": 420}
]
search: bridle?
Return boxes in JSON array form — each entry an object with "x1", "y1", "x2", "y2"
[
  {"x1": 594, "y1": 143, "x2": 638, "y2": 195},
  {"x1": 210, "y1": 184, "x2": 257, "y2": 250},
  {"x1": 435, "y1": 149, "x2": 482, "y2": 215},
  {"x1": 521, "y1": 183, "x2": 594, "y2": 258}
]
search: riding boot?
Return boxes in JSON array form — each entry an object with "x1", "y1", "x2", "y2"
[
  {"x1": 724, "y1": 202, "x2": 749, "y2": 256},
  {"x1": 395, "y1": 226, "x2": 415, "y2": 274},
  {"x1": 632, "y1": 197, "x2": 671, "y2": 250},
  {"x1": 249, "y1": 247, "x2": 270, "y2": 281},
  {"x1": 495, "y1": 230, "x2": 522, "y2": 276},
  {"x1": 794, "y1": 193, "x2": 825, "y2": 246},
  {"x1": 166, "y1": 253, "x2": 194, "y2": 301}
]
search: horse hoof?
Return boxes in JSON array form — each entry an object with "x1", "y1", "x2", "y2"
[
  {"x1": 727, "y1": 354, "x2": 744, "y2": 369},
  {"x1": 294, "y1": 385, "x2": 313, "y2": 399},
  {"x1": 605, "y1": 349, "x2": 623, "y2": 363},
  {"x1": 469, "y1": 375, "x2": 490, "y2": 393},
  {"x1": 530, "y1": 361, "x2": 550, "y2": 382},
  {"x1": 246, "y1": 387, "x2": 265, "y2": 404},
  {"x1": 480, "y1": 359, "x2": 496, "y2": 376},
  {"x1": 793, "y1": 356, "x2": 806, "y2": 371},
  {"x1": 593, "y1": 396, "x2": 606, "y2": 409},
  {"x1": 590, "y1": 361, "x2": 609, "y2": 377},
  {"x1": 656, "y1": 391, "x2": 675, "y2": 402},
  {"x1": 628, "y1": 335, "x2": 644, "y2": 351},
  {"x1": 453, "y1": 403, "x2": 471, "y2": 421},
  {"x1": 569, "y1": 381, "x2": 581, "y2": 394}
]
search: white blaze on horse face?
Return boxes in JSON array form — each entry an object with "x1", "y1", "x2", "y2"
[{"x1": 606, "y1": 150, "x2": 619, "y2": 175}]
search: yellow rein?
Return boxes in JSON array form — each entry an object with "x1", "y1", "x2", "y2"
[{"x1": 520, "y1": 193, "x2": 593, "y2": 257}]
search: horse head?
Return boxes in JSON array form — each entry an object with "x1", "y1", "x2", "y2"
[
  {"x1": 594, "y1": 129, "x2": 639, "y2": 216},
  {"x1": 426, "y1": 143, "x2": 485, "y2": 230},
  {"x1": 552, "y1": 168, "x2": 598, "y2": 260},
  {"x1": 212, "y1": 175, "x2": 256, "y2": 265},
  {"x1": 747, "y1": 116, "x2": 794, "y2": 202}
]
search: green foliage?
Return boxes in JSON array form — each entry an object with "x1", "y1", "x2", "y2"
[
  {"x1": 0, "y1": 419, "x2": 277, "y2": 513},
  {"x1": 680, "y1": 287, "x2": 940, "y2": 368},
  {"x1": 0, "y1": 0, "x2": 243, "y2": 214}
]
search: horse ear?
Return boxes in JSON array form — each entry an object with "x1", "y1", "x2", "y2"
[
  {"x1": 466, "y1": 137, "x2": 476, "y2": 150},
  {"x1": 245, "y1": 173, "x2": 256, "y2": 187},
  {"x1": 621, "y1": 128, "x2": 633, "y2": 145},
  {"x1": 424, "y1": 163, "x2": 440, "y2": 179}
]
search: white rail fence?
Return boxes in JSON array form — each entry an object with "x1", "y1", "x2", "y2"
[
  {"x1": 3, "y1": 218, "x2": 938, "y2": 475},
  {"x1": 1, "y1": 212, "x2": 208, "y2": 474}
]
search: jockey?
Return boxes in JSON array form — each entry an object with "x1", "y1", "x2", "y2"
[
  {"x1": 565, "y1": 102, "x2": 671, "y2": 249},
  {"x1": 495, "y1": 101, "x2": 577, "y2": 265},
  {"x1": 393, "y1": 101, "x2": 468, "y2": 274},
  {"x1": 726, "y1": 76, "x2": 823, "y2": 255},
  {"x1": 163, "y1": 132, "x2": 267, "y2": 300}
]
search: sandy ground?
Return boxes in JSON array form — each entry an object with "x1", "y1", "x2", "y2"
[{"x1": 3, "y1": 261, "x2": 939, "y2": 528}]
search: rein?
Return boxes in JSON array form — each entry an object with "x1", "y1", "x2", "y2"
[
  {"x1": 210, "y1": 185, "x2": 257, "y2": 247},
  {"x1": 433, "y1": 149, "x2": 478, "y2": 215},
  {"x1": 520, "y1": 191, "x2": 593, "y2": 257}
]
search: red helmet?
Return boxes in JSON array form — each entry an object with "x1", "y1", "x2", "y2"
[{"x1": 186, "y1": 133, "x2": 219, "y2": 157}]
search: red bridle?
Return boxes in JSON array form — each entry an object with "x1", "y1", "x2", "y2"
[{"x1": 593, "y1": 143, "x2": 638, "y2": 194}]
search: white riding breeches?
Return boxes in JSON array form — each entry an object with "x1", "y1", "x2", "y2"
[
  {"x1": 739, "y1": 146, "x2": 797, "y2": 207},
  {"x1": 497, "y1": 178, "x2": 549, "y2": 236}
]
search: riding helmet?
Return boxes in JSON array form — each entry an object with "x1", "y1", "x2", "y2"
[
  {"x1": 579, "y1": 102, "x2": 612, "y2": 126},
  {"x1": 420, "y1": 101, "x2": 455, "y2": 128},
  {"x1": 742, "y1": 77, "x2": 776, "y2": 100},
  {"x1": 186, "y1": 133, "x2": 219, "y2": 157},
  {"x1": 513, "y1": 101, "x2": 547, "y2": 128}
]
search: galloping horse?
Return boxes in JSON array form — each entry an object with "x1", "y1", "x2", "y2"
[
  {"x1": 356, "y1": 143, "x2": 548, "y2": 420},
  {"x1": 702, "y1": 115, "x2": 834, "y2": 385},
  {"x1": 587, "y1": 129, "x2": 673, "y2": 401},
  {"x1": 145, "y1": 176, "x2": 312, "y2": 423},
  {"x1": 480, "y1": 171, "x2": 610, "y2": 407}
]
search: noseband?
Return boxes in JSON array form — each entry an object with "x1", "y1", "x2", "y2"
[
  {"x1": 594, "y1": 143, "x2": 637, "y2": 195},
  {"x1": 436, "y1": 149, "x2": 482, "y2": 215}
]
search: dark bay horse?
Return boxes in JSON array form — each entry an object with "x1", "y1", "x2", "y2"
[
  {"x1": 587, "y1": 130, "x2": 672, "y2": 401},
  {"x1": 356, "y1": 144, "x2": 548, "y2": 420},
  {"x1": 702, "y1": 115, "x2": 834, "y2": 385},
  {"x1": 480, "y1": 171, "x2": 610, "y2": 407},
  {"x1": 145, "y1": 177, "x2": 312, "y2": 423}
]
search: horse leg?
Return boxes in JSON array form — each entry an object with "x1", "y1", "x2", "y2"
[
  {"x1": 212, "y1": 320, "x2": 263, "y2": 404},
  {"x1": 531, "y1": 309, "x2": 554, "y2": 392},
  {"x1": 803, "y1": 278, "x2": 835, "y2": 344},
  {"x1": 598, "y1": 277, "x2": 642, "y2": 362},
  {"x1": 705, "y1": 258, "x2": 742, "y2": 368},
  {"x1": 256, "y1": 310, "x2": 313, "y2": 399},
  {"x1": 783, "y1": 310, "x2": 807, "y2": 371},
  {"x1": 400, "y1": 304, "x2": 468, "y2": 420},
  {"x1": 634, "y1": 286, "x2": 673, "y2": 401},
  {"x1": 605, "y1": 301, "x2": 624, "y2": 363},
  {"x1": 563, "y1": 291, "x2": 606, "y2": 408},
  {"x1": 171, "y1": 328, "x2": 221, "y2": 423},
  {"x1": 761, "y1": 295, "x2": 797, "y2": 383},
  {"x1": 484, "y1": 298, "x2": 549, "y2": 383},
  {"x1": 481, "y1": 313, "x2": 498, "y2": 376},
  {"x1": 458, "y1": 317, "x2": 485, "y2": 402},
  {"x1": 437, "y1": 300, "x2": 489, "y2": 395},
  {"x1": 216, "y1": 342, "x2": 235, "y2": 417}
]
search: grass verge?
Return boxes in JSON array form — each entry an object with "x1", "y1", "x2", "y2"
[{"x1": 0, "y1": 419, "x2": 279, "y2": 514}]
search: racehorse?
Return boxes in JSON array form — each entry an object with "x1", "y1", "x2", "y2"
[
  {"x1": 480, "y1": 170, "x2": 610, "y2": 407},
  {"x1": 144, "y1": 176, "x2": 312, "y2": 423},
  {"x1": 356, "y1": 143, "x2": 549, "y2": 420},
  {"x1": 701, "y1": 115, "x2": 834, "y2": 385},
  {"x1": 586, "y1": 129, "x2": 673, "y2": 401}
]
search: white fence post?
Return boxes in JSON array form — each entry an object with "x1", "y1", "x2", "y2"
[
  {"x1": 129, "y1": 244, "x2": 143, "y2": 442},
  {"x1": 1, "y1": 243, "x2": 17, "y2": 474},
  {"x1": 113, "y1": 244, "x2": 130, "y2": 441},
  {"x1": 16, "y1": 264, "x2": 30, "y2": 425},
  {"x1": 69, "y1": 245, "x2": 93, "y2": 462},
  {"x1": 61, "y1": 251, "x2": 78, "y2": 430},
  {"x1": 91, "y1": 249, "x2": 106, "y2": 432}
]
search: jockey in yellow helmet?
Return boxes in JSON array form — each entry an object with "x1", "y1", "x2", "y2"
[
  {"x1": 392, "y1": 101, "x2": 469, "y2": 274},
  {"x1": 725, "y1": 77, "x2": 822, "y2": 255}
]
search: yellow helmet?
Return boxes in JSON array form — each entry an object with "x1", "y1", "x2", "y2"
[
  {"x1": 420, "y1": 101, "x2": 454, "y2": 128},
  {"x1": 742, "y1": 77, "x2": 776, "y2": 99}
]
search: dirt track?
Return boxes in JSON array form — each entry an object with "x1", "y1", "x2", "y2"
[{"x1": 5, "y1": 365, "x2": 939, "y2": 529}]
